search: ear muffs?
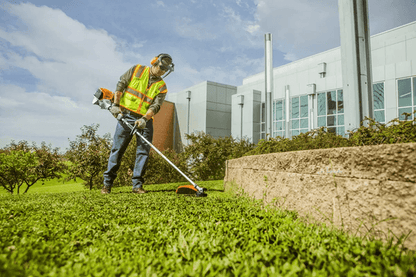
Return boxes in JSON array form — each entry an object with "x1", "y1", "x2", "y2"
[{"x1": 151, "y1": 56, "x2": 159, "y2": 66}]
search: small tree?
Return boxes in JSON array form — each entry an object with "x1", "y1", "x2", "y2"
[
  {"x1": 0, "y1": 141, "x2": 66, "y2": 194},
  {"x1": 184, "y1": 132, "x2": 255, "y2": 181},
  {"x1": 65, "y1": 124, "x2": 111, "y2": 190}
]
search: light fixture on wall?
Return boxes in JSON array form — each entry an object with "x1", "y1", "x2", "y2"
[{"x1": 318, "y1": 62, "x2": 327, "y2": 78}]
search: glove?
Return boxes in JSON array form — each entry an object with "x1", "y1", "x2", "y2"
[
  {"x1": 135, "y1": 117, "x2": 148, "y2": 129},
  {"x1": 109, "y1": 104, "x2": 121, "y2": 118}
]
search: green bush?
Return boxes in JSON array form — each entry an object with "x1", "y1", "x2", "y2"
[
  {"x1": 348, "y1": 112, "x2": 416, "y2": 146},
  {"x1": 245, "y1": 113, "x2": 416, "y2": 156},
  {"x1": 183, "y1": 132, "x2": 255, "y2": 181},
  {"x1": 143, "y1": 148, "x2": 189, "y2": 185},
  {"x1": 245, "y1": 127, "x2": 350, "y2": 156}
]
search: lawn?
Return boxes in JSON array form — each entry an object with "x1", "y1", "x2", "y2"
[
  {"x1": 0, "y1": 176, "x2": 85, "y2": 195},
  {"x1": 0, "y1": 180, "x2": 415, "y2": 276}
]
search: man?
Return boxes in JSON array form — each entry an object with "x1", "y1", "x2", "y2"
[{"x1": 101, "y1": 53, "x2": 174, "y2": 194}]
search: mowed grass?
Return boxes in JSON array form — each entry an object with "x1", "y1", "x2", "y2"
[
  {"x1": 1, "y1": 179, "x2": 415, "y2": 276},
  {"x1": 0, "y1": 178, "x2": 225, "y2": 196}
]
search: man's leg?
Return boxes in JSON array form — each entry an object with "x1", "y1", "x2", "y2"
[
  {"x1": 103, "y1": 116, "x2": 135, "y2": 191},
  {"x1": 132, "y1": 119, "x2": 154, "y2": 191}
]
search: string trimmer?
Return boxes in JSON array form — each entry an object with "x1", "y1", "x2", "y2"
[{"x1": 92, "y1": 88, "x2": 207, "y2": 197}]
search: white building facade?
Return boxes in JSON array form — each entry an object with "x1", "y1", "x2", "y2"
[
  {"x1": 168, "y1": 81, "x2": 236, "y2": 146},
  {"x1": 169, "y1": 21, "x2": 416, "y2": 146}
]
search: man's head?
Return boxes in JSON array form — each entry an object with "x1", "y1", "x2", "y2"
[{"x1": 150, "y1": 53, "x2": 174, "y2": 78}]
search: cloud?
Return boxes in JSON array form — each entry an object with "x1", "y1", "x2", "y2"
[
  {"x1": 283, "y1": 52, "x2": 298, "y2": 62},
  {"x1": 174, "y1": 17, "x2": 218, "y2": 41},
  {"x1": 156, "y1": 1, "x2": 166, "y2": 8},
  {"x1": 0, "y1": 3, "x2": 132, "y2": 101},
  {"x1": 255, "y1": 0, "x2": 340, "y2": 61},
  {"x1": 0, "y1": 83, "x2": 116, "y2": 151},
  {"x1": 0, "y1": 3, "x2": 134, "y2": 150},
  {"x1": 219, "y1": 5, "x2": 262, "y2": 48}
]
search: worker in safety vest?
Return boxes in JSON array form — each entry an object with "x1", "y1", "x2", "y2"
[{"x1": 101, "y1": 53, "x2": 174, "y2": 194}]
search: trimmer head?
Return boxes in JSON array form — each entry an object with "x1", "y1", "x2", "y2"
[{"x1": 176, "y1": 185, "x2": 207, "y2": 197}]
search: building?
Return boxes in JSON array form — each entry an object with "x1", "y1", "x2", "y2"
[
  {"x1": 168, "y1": 81, "x2": 237, "y2": 146},
  {"x1": 166, "y1": 21, "x2": 416, "y2": 148}
]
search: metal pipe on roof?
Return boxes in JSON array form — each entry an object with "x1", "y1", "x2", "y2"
[{"x1": 264, "y1": 33, "x2": 274, "y2": 140}]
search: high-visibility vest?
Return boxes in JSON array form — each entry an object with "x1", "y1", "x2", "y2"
[{"x1": 119, "y1": 64, "x2": 167, "y2": 116}]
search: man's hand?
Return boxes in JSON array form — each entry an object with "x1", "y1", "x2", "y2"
[
  {"x1": 135, "y1": 117, "x2": 147, "y2": 129},
  {"x1": 109, "y1": 104, "x2": 121, "y2": 118}
]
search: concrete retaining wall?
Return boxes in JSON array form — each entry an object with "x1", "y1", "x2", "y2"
[{"x1": 224, "y1": 143, "x2": 416, "y2": 250}]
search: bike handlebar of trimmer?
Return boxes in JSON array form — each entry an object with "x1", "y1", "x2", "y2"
[{"x1": 116, "y1": 113, "x2": 204, "y2": 194}]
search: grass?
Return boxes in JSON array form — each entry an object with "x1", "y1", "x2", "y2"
[
  {"x1": 0, "y1": 176, "x2": 85, "y2": 195},
  {"x1": 0, "y1": 180, "x2": 415, "y2": 276}
]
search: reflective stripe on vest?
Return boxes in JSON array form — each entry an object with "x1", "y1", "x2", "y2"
[{"x1": 119, "y1": 64, "x2": 167, "y2": 115}]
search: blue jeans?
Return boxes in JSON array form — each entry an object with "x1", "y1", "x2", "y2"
[{"x1": 103, "y1": 113, "x2": 153, "y2": 190}]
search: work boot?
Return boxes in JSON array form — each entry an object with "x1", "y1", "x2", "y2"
[
  {"x1": 101, "y1": 187, "x2": 111, "y2": 194},
  {"x1": 132, "y1": 187, "x2": 146, "y2": 194}
]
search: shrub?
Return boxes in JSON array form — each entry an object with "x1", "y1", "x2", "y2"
[
  {"x1": 349, "y1": 112, "x2": 416, "y2": 146},
  {"x1": 183, "y1": 132, "x2": 255, "y2": 181},
  {"x1": 143, "y1": 148, "x2": 189, "y2": 185},
  {"x1": 245, "y1": 112, "x2": 416, "y2": 156},
  {"x1": 245, "y1": 127, "x2": 350, "y2": 156}
]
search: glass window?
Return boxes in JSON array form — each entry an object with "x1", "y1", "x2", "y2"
[
  {"x1": 300, "y1": 118, "x2": 308, "y2": 129},
  {"x1": 399, "y1": 107, "x2": 413, "y2": 121},
  {"x1": 275, "y1": 100, "x2": 283, "y2": 121},
  {"x1": 398, "y1": 78, "x2": 412, "y2": 107},
  {"x1": 338, "y1": 114, "x2": 344, "y2": 125},
  {"x1": 292, "y1": 97, "x2": 299, "y2": 119},
  {"x1": 290, "y1": 96, "x2": 308, "y2": 136},
  {"x1": 337, "y1": 90, "x2": 344, "y2": 113},
  {"x1": 374, "y1": 110, "x2": 385, "y2": 123},
  {"x1": 327, "y1": 91, "x2": 336, "y2": 115},
  {"x1": 327, "y1": 115, "x2": 336, "y2": 126},
  {"x1": 300, "y1": 95, "x2": 308, "y2": 118},
  {"x1": 318, "y1": 93, "x2": 326, "y2": 116},
  {"x1": 273, "y1": 99, "x2": 285, "y2": 138},
  {"x1": 318, "y1": 116, "x2": 326, "y2": 127},
  {"x1": 373, "y1": 83, "x2": 384, "y2": 110},
  {"x1": 316, "y1": 89, "x2": 345, "y2": 137},
  {"x1": 397, "y1": 78, "x2": 416, "y2": 122},
  {"x1": 414, "y1": 77, "x2": 416, "y2": 106},
  {"x1": 373, "y1": 82, "x2": 385, "y2": 123},
  {"x1": 292, "y1": 119, "x2": 299, "y2": 129}
]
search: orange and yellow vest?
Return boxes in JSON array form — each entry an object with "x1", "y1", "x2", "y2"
[{"x1": 119, "y1": 64, "x2": 167, "y2": 116}]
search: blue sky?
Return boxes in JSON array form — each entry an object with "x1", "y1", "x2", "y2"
[{"x1": 1, "y1": 0, "x2": 415, "y2": 151}]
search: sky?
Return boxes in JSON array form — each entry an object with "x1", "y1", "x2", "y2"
[{"x1": 1, "y1": 0, "x2": 415, "y2": 152}]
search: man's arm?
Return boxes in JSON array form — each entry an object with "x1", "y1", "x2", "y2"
[
  {"x1": 144, "y1": 93, "x2": 166, "y2": 120},
  {"x1": 114, "y1": 65, "x2": 136, "y2": 105}
]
